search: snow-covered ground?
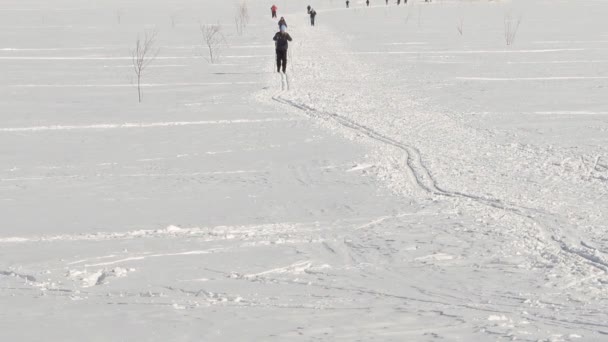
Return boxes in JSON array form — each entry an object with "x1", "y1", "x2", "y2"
[{"x1": 1, "y1": 0, "x2": 607, "y2": 340}]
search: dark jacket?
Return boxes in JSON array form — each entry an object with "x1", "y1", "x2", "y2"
[
  {"x1": 273, "y1": 32, "x2": 292, "y2": 51},
  {"x1": 310, "y1": 9, "x2": 316, "y2": 18}
]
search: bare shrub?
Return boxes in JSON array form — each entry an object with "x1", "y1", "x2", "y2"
[
  {"x1": 456, "y1": 17, "x2": 464, "y2": 35},
  {"x1": 239, "y1": 1, "x2": 250, "y2": 25},
  {"x1": 504, "y1": 14, "x2": 521, "y2": 46},
  {"x1": 234, "y1": 15, "x2": 244, "y2": 35},
  {"x1": 404, "y1": 6, "x2": 413, "y2": 25},
  {"x1": 131, "y1": 30, "x2": 159, "y2": 103},
  {"x1": 200, "y1": 23, "x2": 226, "y2": 63},
  {"x1": 235, "y1": 1, "x2": 250, "y2": 35}
]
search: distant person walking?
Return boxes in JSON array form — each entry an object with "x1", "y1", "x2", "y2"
[
  {"x1": 309, "y1": 8, "x2": 317, "y2": 26},
  {"x1": 273, "y1": 25, "x2": 292, "y2": 73},
  {"x1": 366, "y1": 0, "x2": 370, "y2": 6},
  {"x1": 278, "y1": 16, "x2": 287, "y2": 29},
  {"x1": 397, "y1": 0, "x2": 401, "y2": 5},
  {"x1": 271, "y1": 4, "x2": 278, "y2": 18},
  {"x1": 346, "y1": 0, "x2": 350, "y2": 8},
  {"x1": 386, "y1": 0, "x2": 389, "y2": 5}
]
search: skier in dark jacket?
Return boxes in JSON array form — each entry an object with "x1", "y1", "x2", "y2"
[
  {"x1": 278, "y1": 17, "x2": 287, "y2": 29},
  {"x1": 309, "y1": 8, "x2": 316, "y2": 26},
  {"x1": 273, "y1": 25, "x2": 292, "y2": 73}
]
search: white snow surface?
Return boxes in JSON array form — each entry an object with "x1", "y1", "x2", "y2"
[{"x1": 1, "y1": 0, "x2": 608, "y2": 341}]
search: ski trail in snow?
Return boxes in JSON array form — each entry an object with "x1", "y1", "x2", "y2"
[
  {"x1": 243, "y1": 261, "x2": 313, "y2": 279},
  {"x1": 456, "y1": 76, "x2": 608, "y2": 81},
  {"x1": 9, "y1": 82, "x2": 261, "y2": 88},
  {"x1": 266, "y1": 21, "x2": 608, "y2": 281},
  {"x1": 0, "y1": 214, "x2": 420, "y2": 244},
  {"x1": 285, "y1": 74, "x2": 291, "y2": 91},
  {"x1": 0, "y1": 118, "x2": 301, "y2": 132},
  {"x1": 272, "y1": 95, "x2": 539, "y2": 217},
  {"x1": 0, "y1": 56, "x2": 271, "y2": 60},
  {"x1": 277, "y1": 73, "x2": 291, "y2": 91},
  {"x1": 84, "y1": 249, "x2": 220, "y2": 267}
]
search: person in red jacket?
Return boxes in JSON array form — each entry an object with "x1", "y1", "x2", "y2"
[{"x1": 271, "y1": 4, "x2": 278, "y2": 18}]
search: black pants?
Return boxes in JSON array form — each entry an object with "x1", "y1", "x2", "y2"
[
  {"x1": 276, "y1": 50, "x2": 287, "y2": 72},
  {"x1": 310, "y1": 17, "x2": 315, "y2": 26},
  {"x1": 272, "y1": 11, "x2": 277, "y2": 18}
]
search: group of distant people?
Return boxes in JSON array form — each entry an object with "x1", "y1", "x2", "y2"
[
  {"x1": 357, "y1": 0, "x2": 432, "y2": 7},
  {"x1": 270, "y1": 4, "x2": 317, "y2": 73},
  {"x1": 270, "y1": 4, "x2": 317, "y2": 27},
  {"x1": 270, "y1": 0, "x2": 435, "y2": 73}
]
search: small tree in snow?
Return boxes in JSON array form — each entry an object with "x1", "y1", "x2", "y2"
[
  {"x1": 131, "y1": 30, "x2": 159, "y2": 103},
  {"x1": 235, "y1": 1, "x2": 250, "y2": 35},
  {"x1": 456, "y1": 17, "x2": 464, "y2": 36},
  {"x1": 200, "y1": 23, "x2": 226, "y2": 63},
  {"x1": 504, "y1": 14, "x2": 521, "y2": 46},
  {"x1": 116, "y1": 10, "x2": 122, "y2": 24}
]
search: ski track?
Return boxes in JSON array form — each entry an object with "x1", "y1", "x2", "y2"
[
  {"x1": 264, "y1": 15, "x2": 608, "y2": 327},
  {"x1": 8, "y1": 82, "x2": 261, "y2": 88},
  {"x1": 0, "y1": 117, "x2": 301, "y2": 132},
  {"x1": 0, "y1": 56, "x2": 271, "y2": 60},
  {"x1": 456, "y1": 76, "x2": 608, "y2": 81},
  {"x1": 0, "y1": 215, "x2": 419, "y2": 244}
]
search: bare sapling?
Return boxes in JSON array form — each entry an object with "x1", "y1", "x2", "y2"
[
  {"x1": 234, "y1": 17, "x2": 242, "y2": 35},
  {"x1": 234, "y1": 1, "x2": 250, "y2": 35},
  {"x1": 404, "y1": 6, "x2": 412, "y2": 25},
  {"x1": 457, "y1": 17, "x2": 464, "y2": 35},
  {"x1": 200, "y1": 23, "x2": 226, "y2": 63},
  {"x1": 504, "y1": 14, "x2": 521, "y2": 46},
  {"x1": 131, "y1": 30, "x2": 159, "y2": 103}
]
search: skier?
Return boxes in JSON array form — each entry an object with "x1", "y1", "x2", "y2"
[
  {"x1": 346, "y1": 0, "x2": 350, "y2": 8},
  {"x1": 271, "y1": 4, "x2": 278, "y2": 18},
  {"x1": 366, "y1": 0, "x2": 370, "y2": 6},
  {"x1": 309, "y1": 8, "x2": 316, "y2": 26},
  {"x1": 278, "y1": 17, "x2": 287, "y2": 29},
  {"x1": 273, "y1": 25, "x2": 292, "y2": 73}
]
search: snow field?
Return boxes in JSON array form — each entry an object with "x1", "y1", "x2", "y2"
[{"x1": 1, "y1": 0, "x2": 607, "y2": 341}]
